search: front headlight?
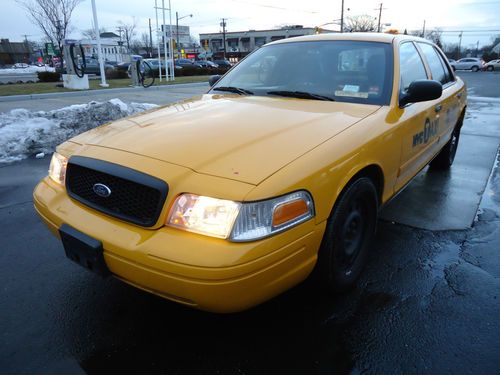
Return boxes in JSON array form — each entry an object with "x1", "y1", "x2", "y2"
[
  {"x1": 166, "y1": 191, "x2": 314, "y2": 241},
  {"x1": 48, "y1": 152, "x2": 68, "y2": 185}
]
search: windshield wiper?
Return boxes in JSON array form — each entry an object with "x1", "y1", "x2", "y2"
[
  {"x1": 267, "y1": 90, "x2": 335, "y2": 101},
  {"x1": 213, "y1": 86, "x2": 254, "y2": 95}
]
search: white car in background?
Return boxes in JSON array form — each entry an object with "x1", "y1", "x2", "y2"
[
  {"x1": 451, "y1": 57, "x2": 485, "y2": 72},
  {"x1": 484, "y1": 59, "x2": 500, "y2": 71}
]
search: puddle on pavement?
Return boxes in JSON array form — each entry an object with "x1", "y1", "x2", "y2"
[{"x1": 423, "y1": 242, "x2": 461, "y2": 279}]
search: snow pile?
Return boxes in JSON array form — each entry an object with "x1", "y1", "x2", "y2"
[
  {"x1": 0, "y1": 66, "x2": 56, "y2": 75},
  {"x1": 0, "y1": 99, "x2": 158, "y2": 164}
]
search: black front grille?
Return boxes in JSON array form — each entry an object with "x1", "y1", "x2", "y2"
[{"x1": 65, "y1": 156, "x2": 168, "y2": 227}]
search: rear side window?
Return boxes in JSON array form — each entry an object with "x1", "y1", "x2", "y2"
[
  {"x1": 418, "y1": 43, "x2": 452, "y2": 85},
  {"x1": 399, "y1": 42, "x2": 427, "y2": 94}
]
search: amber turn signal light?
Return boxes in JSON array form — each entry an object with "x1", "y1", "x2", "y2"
[{"x1": 272, "y1": 199, "x2": 309, "y2": 227}]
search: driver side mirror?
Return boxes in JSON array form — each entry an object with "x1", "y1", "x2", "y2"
[
  {"x1": 209, "y1": 75, "x2": 222, "y2": 87},
  {"x1": 399, "y1": 79, "x2": 442, "y2": 107}
]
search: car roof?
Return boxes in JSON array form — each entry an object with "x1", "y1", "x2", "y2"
[{"x1": 268, "y1": 32, "x2": 429, "y2": 46}]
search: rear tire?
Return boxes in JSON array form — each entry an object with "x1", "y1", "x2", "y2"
[
  {"x1": 487, "y1": 66, "x2": 494, "y2": 71},
  {"x1": 315, "y1": 178, "x2": 378, "y2": 292},
  {"x1": 471, "y1": 65, "x2": 479, "y2": 72},
  {"x1": 430, "y1": 126, "x2": 460, "y2": 170}
]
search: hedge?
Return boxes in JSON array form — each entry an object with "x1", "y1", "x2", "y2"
[{"x1": 37, "y1": 71, "x2": 61, "y2": 82}]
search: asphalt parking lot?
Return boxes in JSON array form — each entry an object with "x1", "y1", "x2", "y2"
[{"x1": 0, "y1": 72, "x2": 499, "y2": 374}]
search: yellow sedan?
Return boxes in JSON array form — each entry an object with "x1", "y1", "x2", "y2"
[{"x1": 34, "y1": 33, "x2": 466, "y2": 312}]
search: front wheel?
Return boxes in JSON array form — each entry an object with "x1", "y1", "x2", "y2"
[
  {"x1": 315, "y1": 178, "x2": 378, "y2": 291},
  {"x1": 471, "y1": 65, "x2": 479, "y2": 72},
  {"x1": 487, "y1": 66, "x2": 494, "y2": 71},
  {"x1": 430, "y1": 126, "x2": 461, "y2": 170}
]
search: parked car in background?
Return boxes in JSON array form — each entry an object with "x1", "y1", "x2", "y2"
[
  {"x1": 13, "y1": 63, "x2": 30, "y2": 68},
  {"x1": 196, "y1": 60, "x2": 219, "y2": 69},
  {"x1": 213, "y1": 59, "x2": 232, "y2": 68},
  {"x1": 145, "y1": 58, "x2": 182, "y2": 71},
  {"x1": 484, "y1": 59, "x2": 500, "y2": 71},
  {"x1": 175, "y1": 58, "x2": 202, "y2": 68},
  {"x1": 452, "y1": 57, "x2": 484, "y2": 71},
  {"x1": 83, "y1": 58, "x2": 115, "y2": 75}
]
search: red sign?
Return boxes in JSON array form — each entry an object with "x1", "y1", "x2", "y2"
[{"x1": 186, "y1": 53, "x2": 196, "y2": 59}]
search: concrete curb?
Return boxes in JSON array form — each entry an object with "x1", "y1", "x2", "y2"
[{"x1": 0, "y1": 81, "x2": 209, "y2": 102}]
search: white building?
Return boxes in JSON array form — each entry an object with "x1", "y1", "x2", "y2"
[
  {"x1": 199, "y1": 25, "x2": 335, "y2": 60},
  {"x1": 80, "y1": 32, "x2": 128, "y2": 62}
]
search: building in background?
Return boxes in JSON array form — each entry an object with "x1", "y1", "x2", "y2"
[
  {"x1": 0, "y1": 39, "x2": 32, "y2": 65},
  {"x1": 80, "y1": 32, "x2": 128, "y2": 62},
  {"x1": 160, "y1": 24, "x2": 200, "y2": 58},
  {"x1": 199, "y1": 25, "x2": 335, "y2": 61}
]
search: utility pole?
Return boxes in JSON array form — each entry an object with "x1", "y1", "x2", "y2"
[
  {"x1": 376, "y1": 3, "x2": 385, "y2": 33},
  {"x1": 476, "y1": 40, "x2": 479, "y2": 57},
  {"x1": 220, "y1": 18, "x2": 227, "y2": 59},
  {"x1": 457, "y1": 31, "x2": 463, "y2": 60},
  {"x1": 340, "y1": 0, "x2": 344, "y2": 33},
  {"x1": 422, "y1": 20, "x2": 426, "y2": 38},
  {"x1": 149, "y1": 18, "x2": 153, "y2": 57},
  {"x1": 176, "y1": 12, "x2": 179, "y2": 55}
]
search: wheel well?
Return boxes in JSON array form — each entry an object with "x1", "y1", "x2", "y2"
[{"x1": 348, "y1": 165, "x2": 384, "y2": 206}]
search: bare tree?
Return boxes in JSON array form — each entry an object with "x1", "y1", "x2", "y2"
[
  {"x1": 81, "y1": 27, "x2": 108, "y2": 40},
  {"x1": 426, "y1": 28, "x2": 443, "y2": 49},
  {"x1": 117, "y1": 18, "x2": 137, "y2": 51},
  {"x1": 16, "y1": 0, "x2": 83, "y2": 53},
  {"x1": 344, "y1": 15, "x2": 377, "y2": 32},
  {"x1": 140, "y1": 32, "x2": 152, "y2": 56}
]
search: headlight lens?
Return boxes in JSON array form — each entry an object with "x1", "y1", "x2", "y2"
[
  {"x1": 230, "y1": 191, "x2": 314, "y2": 242},
  {"x1": 167, "y1": 194, "x2": 241, "y2": 239},
  {"x1": 166, "y1": 191, "x2": 314, "y2": 241},
  {"x1": 48, "y1": 152, "x2": 68, "y2": 185}
]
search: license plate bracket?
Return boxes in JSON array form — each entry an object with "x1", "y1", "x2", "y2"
[{"x1": 59, "y1": 224, "x2": 110, "y2": 277}]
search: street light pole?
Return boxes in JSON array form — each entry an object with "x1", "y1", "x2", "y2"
[{"x1": 175, "y1": 12, "x2": 193, "y2": 57}]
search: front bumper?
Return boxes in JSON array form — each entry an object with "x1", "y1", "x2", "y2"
[{"x1": 34, "y1": 177, "x2": 326, "y2": 313}]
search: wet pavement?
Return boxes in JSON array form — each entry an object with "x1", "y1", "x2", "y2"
[{"x1": 0, "y1": 73, "x2": 499, "y2": 374}]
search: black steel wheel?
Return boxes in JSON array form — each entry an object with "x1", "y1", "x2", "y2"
[
  {"x1": 430, "y1": 126, "x2": 461, "y2": 170},
  {"x1": 315, "y1": 177, "x2": 378, "y2": 291}
]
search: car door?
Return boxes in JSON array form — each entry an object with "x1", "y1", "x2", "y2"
[
  {"x1": 456, "y1": 58, "x2": 468, "y2": 70},
  {"x1": 394, "y1": 41, "x2": 440, "y2": 191},
  {"x1": 416, "y1": 42, "x2": 460, "y2": 153}
]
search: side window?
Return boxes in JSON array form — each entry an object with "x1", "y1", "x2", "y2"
[
  {"x1": 418, "y1": 43, "x2": 450, "y2": 85},
  {"x1": 399, "y1": 42, "x2": 428, "y2": 95}
]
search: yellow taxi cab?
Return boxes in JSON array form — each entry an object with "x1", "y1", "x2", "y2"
[{"x1": 33, "y1": 33, "x2": 467, "y2": 313}]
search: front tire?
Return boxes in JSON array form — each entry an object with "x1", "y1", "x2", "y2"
[
  {"x1": 471, "y1": 65, "x2": 479, "y2": 72},
  {"x1": 430, "y1": 126, "x2": 461, "y2": 169},
  {"x1": 487, "y1": 66, "x2": 494, "y2": 71},
  {"x1": 315, "y1": 178, "x2": 378, "y2": 291}
]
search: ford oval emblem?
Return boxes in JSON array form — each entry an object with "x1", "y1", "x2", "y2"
[{"x1": 93, "y1": 183, "x2": 112, "y2": 198}]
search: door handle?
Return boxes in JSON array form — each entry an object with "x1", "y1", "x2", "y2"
[{"x1": 434, "y1": 104, "x2": 442, "y2": 113}]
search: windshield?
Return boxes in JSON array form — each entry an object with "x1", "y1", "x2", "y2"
[{"x1": 211, "y1": 40, "x2": 393, "y2": 105}]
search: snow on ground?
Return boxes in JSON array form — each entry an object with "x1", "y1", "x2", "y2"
[
  {"x1": 0, "y1": 66, "x2": 55, "y2": 75},
  {"x1": 0, "y1": 99, "x2": 158, "y2": 164}
]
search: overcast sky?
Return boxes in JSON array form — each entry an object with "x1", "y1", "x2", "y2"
[{"x1": 1, "y1": 0, "x2": 500, "y2": 48}]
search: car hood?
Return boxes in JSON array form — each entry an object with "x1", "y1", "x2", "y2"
[{"x1": 71, "y1": 94, "x2": 380, "y2": 185}]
